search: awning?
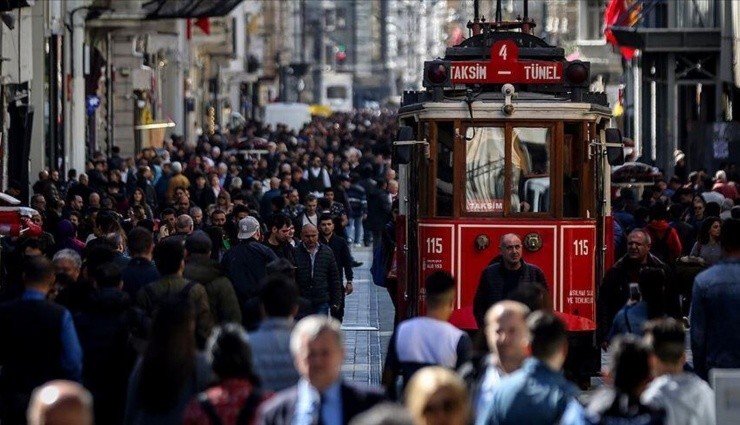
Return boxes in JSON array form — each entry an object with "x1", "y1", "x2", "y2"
[
  {"x1": 143, "y1": 0, "x2": 243, "y2": 19},
  {"x1": 0, "y1": 0, "x2": 34, "y2": 12}
]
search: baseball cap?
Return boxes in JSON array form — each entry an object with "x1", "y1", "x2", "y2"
[{"x1": 237, "y1": 216, "x2": 260, "y2": 240}]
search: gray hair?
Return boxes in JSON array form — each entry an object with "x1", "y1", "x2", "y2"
[
  {"x1": 176, "y1": 214, "x2": 194, "y2": 231},
  {"x1": 628, "y1": 228, "x2": 652, "y2": 246},
  {"x1": 52, "y1": 249, "x2": 82, "y2": 270},
  {"x1": 290, "y1": 315, "x2": 343, "y2": 357},
  {"x1": 189, "y1": 206, "x2": 203, "y2": 216}
]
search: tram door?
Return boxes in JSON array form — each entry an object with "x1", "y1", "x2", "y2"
[{"x1": 403, "y1": 119, "x2": 601, "y2": 330}]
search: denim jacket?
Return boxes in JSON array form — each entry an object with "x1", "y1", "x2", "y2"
[
  {"x1": 481, "y1": 358, "x2": 577, "y2": 425},
  {"x1": 690, "y1": 258, "x2": 740, "y2": 380}
]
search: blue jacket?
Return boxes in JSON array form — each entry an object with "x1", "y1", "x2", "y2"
[
  {"x1": 608, "y1": 301, "x2": 648, "y2": 341},
  {"x1": 481, "y1": 358, "x2": 577, "y2": 425},
  {"x1": 690, "y1": 258, "x2": 740, "y2": 380}
]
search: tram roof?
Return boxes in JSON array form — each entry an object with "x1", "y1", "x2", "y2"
[{"x1": 398, "y1": 96, "x2": 612, "y2": 122}]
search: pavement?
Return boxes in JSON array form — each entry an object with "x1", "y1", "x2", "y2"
[{"x1": 340, "y1": 245, "x2": 394, "y2": 386}]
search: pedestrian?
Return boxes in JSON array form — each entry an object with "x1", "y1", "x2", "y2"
[
  {"x1": 0, "y1": 256, "x2": 83, "y2": 424},
  {"x1": 643, "y1": 202, "x2": 682, "y2": 265},
  {"x1": 184, "y1": 230, "x2": 242, "y2": 325},
  {"x1": 74, "y1": 262, "x2": 139, "y2": 425},
  {"x1": 641, "y1": 318, "x2": 715, "y2": 425},
  {"x1": 27, "y1": 380, "x2": 93, "y2": 425},
  {"x1": 473, "y1": 233, "x2": 548, "y2": 328},
  {"x1": 164, "y1": 214, "x2": 194, "y2": 245},
  {"x1": 383, "y1": 271, "x2": 472, "y2": 399},
  {"x1": 137, "y1": 238, "x2": 214, "y2": 349},
  {"x1": 221, "y1": 216, "x2": 278, "y2": 330},
  {"x1": 183, "y1": 324, "x2": 269, "y2": 425},
  {"x1": 404, "y1": 367, "x2": 470, "y2": 425},
  {"x1": 124, "y1": 298, "x2": 212, "y2": 425},
  {"x1": 121, "y1": 227, "x2": 160, "y2": 299},
  {"x1": 318, "y1": 214, "x2": 354, "y2": 322},
  {"x1": 561, "y1": 335, "x2": 665, "y2": 425},
  {"x1": 464, "y1": 301, "x2": 530, "y2": 418},
  {"x1": 607, "y1": 268, "x2": 666, "y2": 341},
  {"x1": 345, "y1": 175, "x2": 367, "y2": 247},
  {"x1": 262, "y1": 213, "x2": 296, "y2": 265},
  {"x1": 690, "y1": 218, "x2": 740, "y2": 380},
  {"x1": 689, "y1": 216, "x2": 722, "y2": 265},
  {"x1": 480, "y1": 311, "x2": 577, "y2": 425},
  {"x1": 293, "y1": 193, "x2": 320, "y2": 233},
  {"x1": 249, "y1": 274, "x2": 302, "y2": 391},
  {"x1": 597, "y1": 229, "x2": 678, "y2": 347},
  {"x1": 294, "y1": 224, "x2": 343, "y2": 317},
  {"x1": 256, "y1": 315, "x2": 385, "y2": 425}
]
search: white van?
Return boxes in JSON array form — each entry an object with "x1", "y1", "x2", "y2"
[{"x1": 263, "y1": 103, "x2": 312, "y2": 132}]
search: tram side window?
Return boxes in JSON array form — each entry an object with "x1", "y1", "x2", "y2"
[
  {"x1": 511, "y1": 127, "x2": 551, "y2": 213},
  {"x1": 465, "y1": 127, "x2": 506, "y2": 213},
  {"x1": 436, "y1": 123, "x2": 454, "y2": 217},
  {"x1": 563, "y1": 123, "x2": 582, "y2": 218}
]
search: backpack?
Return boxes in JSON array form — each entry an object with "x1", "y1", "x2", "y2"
[
  {"x1": 197, "y1": 389, "x2": 264, "y2": 425},
  {"x1": 646, "y1": 228, "x2": 671, "y2": 263}
]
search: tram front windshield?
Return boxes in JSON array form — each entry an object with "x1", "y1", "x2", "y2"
[{"x1": 465, "y1": 126, "x2": 551, "y2": 214}]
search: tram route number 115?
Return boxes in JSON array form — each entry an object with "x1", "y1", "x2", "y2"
[
  {"x1": 426, "y1": 237, "x2": 443, "y2": 254},
  {"x1": 573, "y1": 239, "x2": 589, "y2": 256}
]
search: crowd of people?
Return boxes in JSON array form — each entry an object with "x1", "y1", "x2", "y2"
[
  {"x1": 0, "y1": 110, "x2": 402, "y2": 425},
  {"x1": 0, "y1": 105, "x2": 737, "y2": 425}
]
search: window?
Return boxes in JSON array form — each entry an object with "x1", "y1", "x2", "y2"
[
  {"x1": 326, "y1": 86, "x2": 347, "y2": 100},
  {"x1": 465, "y1": 127, "x2": 505, "y2": 213},
  {"x1": 465, "y1": 126, "x2": 551, "y2": 214},
  {"x1": 512, "y1": 127, "x2": 551, "y2": 213},
  {"x1": 436, "y1": 123, "x2": 454, "y2": 217},
  {"x1": 584, "y1": 0, "x2": 607, "y2": 40}
]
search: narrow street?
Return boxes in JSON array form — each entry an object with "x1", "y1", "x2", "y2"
[{"x1": 341, "y1": 246, "x2": 394, "y2": 385}]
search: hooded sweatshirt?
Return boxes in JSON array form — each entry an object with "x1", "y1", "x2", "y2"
[{"x1": 641, "y1": 373, "x2": 715, "y2": 425}]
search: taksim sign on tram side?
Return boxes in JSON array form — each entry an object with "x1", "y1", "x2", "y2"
[{"x1": 449, "y1": 40, "x2": 563, "y2": 84}]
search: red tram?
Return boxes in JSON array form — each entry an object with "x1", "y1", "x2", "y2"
[{"x1": 392, "y1": 0, "x2": 625, "y2": 379}]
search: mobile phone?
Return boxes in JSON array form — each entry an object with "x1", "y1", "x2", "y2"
[{"x1": 629, "y1": 283, "x2": 641, "y2": 301}]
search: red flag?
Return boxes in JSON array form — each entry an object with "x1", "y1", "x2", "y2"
[
  {"x1": 603, "y1": 0, "x2": 637, "y2": 60},
  {"x1": 195, "y1": 17, "x2": 210, "y2": 35}
]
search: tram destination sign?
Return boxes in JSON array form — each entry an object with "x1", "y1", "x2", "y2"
[{"x1": 449, "y1": 40, "x2": 563, "y2": 85}]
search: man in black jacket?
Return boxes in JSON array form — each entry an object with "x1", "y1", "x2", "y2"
[
  {"x1": 597, "y1": 229, "x2": 676, "y2": 347},
  {"x1": 294, "y1": 224, "x2": 342, "y2": 317},
  {"x1": 74, "y1": 262, "x2": 138, "y2": 425},
  {"x1": 473, "y1": 233, "x2": 548, "y2": 328},
  {"x1": 318, "y1": 214, "x2": 353, "y2": 322},
  {"x1": 221, "y1": 216, "x2": 278, "y2": 329}
]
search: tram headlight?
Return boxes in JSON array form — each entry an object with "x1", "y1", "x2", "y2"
[
  {"x1": 423, "y1": 60, "x2": 451, "y2": 89},
  {"x1": 564, "y1": 61, "x2": 590, "y2": 87}
]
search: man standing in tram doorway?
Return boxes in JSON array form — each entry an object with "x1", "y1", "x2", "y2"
[{"x1": 473, "y1": 233, "x2": 548, "y2": 328}]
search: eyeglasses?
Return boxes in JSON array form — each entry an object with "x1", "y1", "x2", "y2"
[{"x1": 423, "y1": 399, "x2": 458, "y2": 415}]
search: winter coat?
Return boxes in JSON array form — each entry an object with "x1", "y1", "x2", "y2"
[
  {"x1": 74, "y1": 288, "x2": 139, "y2": 425},
  {"x1": 294, "y1": 243, "x2": 342, "y2": 309},
  {"x1": 597, "y1": 254, "x2": 676, "y2": 343},
  {"x1": 184, "y1": 255, "x2": 242, "y2": 325}
]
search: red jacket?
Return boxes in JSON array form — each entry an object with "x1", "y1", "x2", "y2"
[{"x1": 644, "y1": 221, "x2": 682, "y2": 264}]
